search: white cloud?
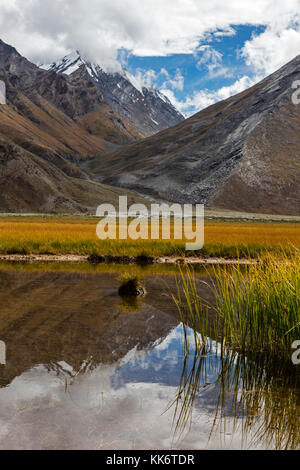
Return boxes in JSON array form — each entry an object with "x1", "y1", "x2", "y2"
[
  {"x1": 196, "y1": 45, "x2": 223, "y2": 71},
  {"x1": 127, "y1": 68, "x2": 158, "y2": 91},
  {"x1": 214, "y1": 26, "x2": 236, "y2": 38},
  {"x1": 195, "y1": 45, "x2": 233, "y2": 79},
  {"x1": 161, "y1": 75, "x2": 261, "y2": 116},
  {"x1": 1, "y1": 0, "x2": 300, "y2": 116},
  {"x1": 125, "y1": 67, "x2": 185, "y2": 94},
  {"x1": 242, "y1": 23, "x2": 300, "y2": 75},
  {"x1": 162, "y1": 69, "x2": 185, "y2": 91},
  {"x1": 0, "y1": 0, "x2": 300, "y2": 71}
]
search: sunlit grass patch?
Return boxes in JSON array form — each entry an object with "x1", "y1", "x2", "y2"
[
  {"x1": 0, "y1": 217, "x2": 299, "y2": 258},
  {"x1": 174, "y1": 251, "x2": 300, "y2": 361}
]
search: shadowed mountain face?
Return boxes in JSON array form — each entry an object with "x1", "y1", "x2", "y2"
[
  {"x1": 93, "y1": 56, "x2": 300, "y2": 216},
  {"x1": 0, "y1": 39, "x2": 152, "y2": 213},
  {"x1": 0, "y1": 39, "x2": 140, "y2": 162},
  {"x1": 45, "y1": 52, "x2": 184, "y2": 137},
  {"x1": 1, "y1": 37, "x2": 299, "y2": 216},
  {"x1": 0, "y1": 135, "x2": 149, "y2": 214}
]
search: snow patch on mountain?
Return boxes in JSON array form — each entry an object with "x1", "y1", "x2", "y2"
[{"x1": 41, "y1": 50, "x2": 184, "y2": 136}]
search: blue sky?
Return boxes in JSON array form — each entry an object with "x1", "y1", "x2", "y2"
[
  {"x1": 123, "y1": 25, "x2": 267, "y2": 115},
  {"x1": 1, "y1": 1, "x2": 300, "y2": 117}
]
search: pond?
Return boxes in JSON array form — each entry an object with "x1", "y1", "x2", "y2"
[{"x1": 0, "y1": 262, "x2": 298, "y2": 450}]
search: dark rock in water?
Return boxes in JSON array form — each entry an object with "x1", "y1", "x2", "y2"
[
  {"x1": 88, "y1": 254, "x2": 106, "y2": 264},
  {"x1": 136, "y1": 255, "x2": 155, "y2": 265},
  {"x1": 119, "y1": 279, "x2": 147, "y2": 297}
]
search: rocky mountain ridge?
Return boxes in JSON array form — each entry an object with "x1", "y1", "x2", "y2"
[
  {"x1": 44, "y1": 51, "x2": 184, "y2": 136},
  {"x1": 92, "y1": 55, "x2": 300, "y2": 216}
]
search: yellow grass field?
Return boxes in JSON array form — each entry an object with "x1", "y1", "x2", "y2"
[{"x1": 0, "y1": 217, "x2": 299, "y2": 258}]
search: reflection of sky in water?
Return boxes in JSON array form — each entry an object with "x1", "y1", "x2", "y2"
[
  {"x1": 111, "y1": 325, "x2": 241, "y2": 421},
  {"x1": 0, "y1": 265, "x2": 297, "y2": 450},
  {"x1": 111, "y1": 325, "x2": 222, "y2": 390},
  {"x1": 0, "y1": 324, "x2": 288, "y2": 450}
]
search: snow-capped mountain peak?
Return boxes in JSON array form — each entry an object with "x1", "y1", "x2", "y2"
[
  {"x1": 41, "y1": 51, "x2": 184, "y2": 136},
  {"x1": 43, "y1": 51, "x2": 149, "y2": 94},
  {"x1": 41, "y1": 51, "x2": 83, "y2": 75}
]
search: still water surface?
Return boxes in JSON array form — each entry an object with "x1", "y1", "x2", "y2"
[{"x1": 0, "y1": 262, "x2": 298, "y2": 450}]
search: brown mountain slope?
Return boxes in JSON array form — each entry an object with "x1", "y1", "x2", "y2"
[
  {"x1": 32, "y1": 64, "x2": 142, "y2": 143},
  {"x1": 0, "y1": 39, "x2": 140, "y2": 174},
  {"x1": 0, "y1": 39, "x2": 147, "y2": 213},
  {"x1": 92, "y1": 56, "x2": 300, "y2": 216},
  {"x1": 0, "y1": 135, "x2": 148, "y2": 214},
  {"x1": 0, "y1": 92, "x2": 104, "y2": 177}
]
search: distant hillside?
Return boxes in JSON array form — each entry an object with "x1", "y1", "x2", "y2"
[
  {"x1": 92, "y1": 56, "x2": 300, "y2": 216},
  {"x1": 0, "y1": 39, "x2": 141, "y2": 165},
  {"x1": 0, "y1": 135, "x2": 148, "y2": 214},
  {"x1": 0, "y1": 39, "x2": 151, "y2": 213}
]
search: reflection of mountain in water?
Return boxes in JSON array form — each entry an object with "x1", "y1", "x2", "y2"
[
  {"x1": 110, "y1": 327, "x2": 219, "y2": 390},
  {"x1": 0, "y1": 266, "x2": 298, "y2": 450},
  {"x1": 0, "y1": 269, "x2": 180, "y2": 388}
]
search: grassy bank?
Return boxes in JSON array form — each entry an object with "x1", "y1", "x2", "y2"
[
  {"x1": 175, "y1": 252, "x2": 300, "y2": 361},
  {"x1": 0, "y1": 216, "x2": 299, "y2": 258}
]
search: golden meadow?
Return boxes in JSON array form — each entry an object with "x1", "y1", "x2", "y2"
[
  {"x1": 0, "y1": 215, "x2": 299, "y2": 368},
  {"x1": 0, "y1": 216, "x2": 299, "y2": 258}
]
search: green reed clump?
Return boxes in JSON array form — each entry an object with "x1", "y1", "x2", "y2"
[
  {"x1": 213, "y1": 252, "x2": 300, "y2": 359},
  {"x1": 175, "y1": 251, "x2": 300, "y2": 361},
  {"x1": 173, "y1": 268, "x2": 212, "y2": 352}
]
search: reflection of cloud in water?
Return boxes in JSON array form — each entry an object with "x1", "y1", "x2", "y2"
[
  {"x1": 111, "y1": 326, "x2": 221, "y2": 391},
  {"x1": 0, "y1": 365, "x2": 247, "y2": 450},
  {"x1": 0, "y1": 324, "x2": 296, "y2": 450},
  {"x1": 0, "y1": 325, "x2": 243, "y2": 449}
]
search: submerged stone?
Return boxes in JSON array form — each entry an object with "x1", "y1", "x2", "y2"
[{"x1": 118, "y1": 279, "x2": 147, "y2": 297}]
